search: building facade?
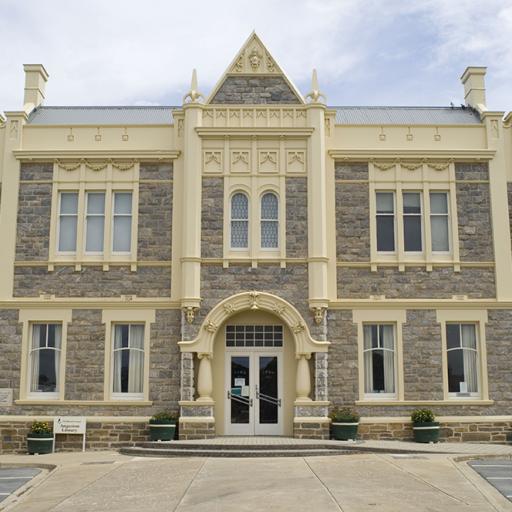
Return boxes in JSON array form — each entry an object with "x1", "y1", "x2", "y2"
[{"x1": 1, "y1": 33, "x2": 512, "y2": 451}]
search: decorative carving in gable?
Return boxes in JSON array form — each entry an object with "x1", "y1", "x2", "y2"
[
  {"x1": 258, "y1": 150, "x2": 278, "y2": 173},
  {"x1": 203, "y1": 150, "x2": 223, "y2": 173},
  {"x1": 286, "y1": 150, "x2": 306, "y2": 173},
  {"x1": 231, "y1": 150, "x2": 250, "y2": 173}
]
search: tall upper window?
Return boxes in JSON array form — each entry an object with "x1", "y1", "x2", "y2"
[
  {"x1": 85, "y1": 192, "x2": 105, "y2": 253},
  {"x1": 430, "y1": 192, "x2": 449, "y2": 252},
  {"x1": 260, "y1": 192, "x2": 278, "y2": 249},
  {"x1": 29, "y1": 323, "x2": 62, "y2": 396},
  {"x1": 376, "y1": 192, "x2": 395, "y2": 251},
  {"x1": 363, "y1": 324, "x2": 396, "y2": 396},
  {"x1": 231, "y1": 192, "x2": 249, "y2": 249},
  {"x1": 403, "y1": 192, "x2": 422, "y2": 252},
  {"x1": 112, "y1": 192, "x2": 133, "y2": 252},
  {"x1": 446, "y1": 323, "x2": 479, "y2": 396},
  {"x1": 58, "y1": 193, "x2": 78, "y2": 252},
  {"x1": 112, "y1": 324, "x2": 145, "y2": 397}
]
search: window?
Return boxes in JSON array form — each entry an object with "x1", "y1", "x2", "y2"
[
  {"x1": 112, "y1": 324, "x2": 145, "y2": 397},
  {"x1": 446, "y1": 323, "x2": 479, "y2": 396},
  {"x1": 260, "y1": 192, "x2": 278, "y2": 249},
  {"x1": 58, "y1": 193, "x2": 78, "y2": 252},
  {"x1": 29, "y1": 323, "x2": 62, "y2": 397},
  {"x1": 363, "y1": 324, "x2": 395, "y2": 396},
  {"x1": 430, "y1": 192, "x2": 449, "y2": 252},
  {"x1": 226, "y1": 325, "x2": 283, "y2": 347},
  {"x1": 231, "y1": 192, "x2": 249, "y2": 249},
  {"x1": 403, "y1": 192, "x2": 422, "y2": 252},
  {"x1": 112, "y1": 192, "x2": 132, "y2": 252},
  {"x1": 85, "y1": 192, "x2": 105, "y2": 253},
  {"x1": 376, "y1": 192, "x2": 395, "y2": 251}
]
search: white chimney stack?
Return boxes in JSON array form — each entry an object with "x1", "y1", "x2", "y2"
[
  {"x1": 460, "y1": 66, "x2": 487, "y2": 112},
  {"x1": 23, "y1": 64, "x2": 49, "y2": 113}
]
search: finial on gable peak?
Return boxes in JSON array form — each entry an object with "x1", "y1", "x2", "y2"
[
  {"x1": 183, "y1": 69, "x2": 204, "y2": 104},
  {"x1": 306, "y1": 69, "x2": 326, "y2": 104}
]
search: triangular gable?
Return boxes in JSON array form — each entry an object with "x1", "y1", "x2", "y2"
[{"x1": 207, "y1": 32, "x2": 304, "y2": 105}]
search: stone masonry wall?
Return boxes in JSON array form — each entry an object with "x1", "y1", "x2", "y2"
[
  {"x1": 335, "y1": 163, "x2": 370, "y2": 261},
  {"x1": 202, "y1": 177, "x2": 223, "y2": 258},
  {"x1": 0, "y1": 308, "x2": 181, "y2": 418},
  {"x1": 13, "y1": 266, "x2": 171, "y2": 298},
  {"x1": 137, "y1": 163, "x2": 173, "y2": 261},
  {"x1": 286, "y1": 177, "x2": 308, "y2": 258},
  {"x1": 337, "y1": 266, "x2": 495, "y2": 299},
  {"x1": 455, "y1": 163, "x2": 493, "y2": 262},
  {"x1": 210, "y1": 76, "x2": 301, "y2": 104},
  {"x1": 16, "y1": 163, "x2": 53, "y2": 261}
]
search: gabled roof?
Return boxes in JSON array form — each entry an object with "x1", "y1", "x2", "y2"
[
  {"x1": 206, "y1": 31, "x2": 304, "y2": 104},
  {"x1": 27, "y1": 106, "x2": 177, "y2": 125},
  {"x1": 334, "y1": 106, "x2": 481, "y2": 125}
]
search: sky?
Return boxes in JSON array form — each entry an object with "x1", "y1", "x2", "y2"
[{"x1": 1, "y1": 0, "x2": 511, "y2": 113}]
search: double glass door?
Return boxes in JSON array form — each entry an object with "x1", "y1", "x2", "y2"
[{"x1": 225, "y1": 352, "x2": 282, "y2": 435}]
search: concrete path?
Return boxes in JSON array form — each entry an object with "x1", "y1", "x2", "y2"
[{"x1": 1, "y1": 449, "x2": 511, "y2": 511}]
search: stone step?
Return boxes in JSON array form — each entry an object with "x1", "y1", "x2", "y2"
[
  {"x1": 120, "y1": 446, "x2": 356, "y2": 458},
  {"x1": 134, "y1": 442, "x2": 354, "y2": 451}
]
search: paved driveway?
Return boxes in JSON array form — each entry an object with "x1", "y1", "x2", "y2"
[
  {"x1": 469, "y1": 459, "x2": 512, "y2": 502},
  {"x1": 5, "y1": 453, "x2": 511, "y2": 512}
]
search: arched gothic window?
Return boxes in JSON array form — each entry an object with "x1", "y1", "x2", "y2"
[
  {"x1": 230, "y1": 192, "x2": 249, "y2": 248},
  {"x1": 260, "y1": 192, "x2": 278, "y2": 248}
]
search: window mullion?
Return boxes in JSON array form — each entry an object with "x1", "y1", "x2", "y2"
[
  {"x1": 424, "y1": 184, "x2": 432, "y2": 269},
  {"x1": 396, "y1": 185, "x2": 405, "y2": 270},
  {"x1": 104, "y1": 183, "x2": 113, "y2": 265}
]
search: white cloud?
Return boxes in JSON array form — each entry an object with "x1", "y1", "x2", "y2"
[{"x1": 0, "y1": 0, "x2": 511, "y2": 112}]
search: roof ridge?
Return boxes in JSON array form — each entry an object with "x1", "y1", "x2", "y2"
[{"x1": 34, "y1": 105, "x2": 179, "y2": 110}]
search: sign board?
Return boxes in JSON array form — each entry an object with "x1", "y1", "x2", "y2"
[
  {"x1": 234, "y1": 378, "x2": 245, "y2": 387},
  {"x1": 53, "y1": 417, "x2": 87, "y2": 452},
  {"x1": 0, "y1": 389, "x2": 13, "y2": 407}
]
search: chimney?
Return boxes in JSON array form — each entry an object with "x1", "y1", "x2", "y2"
[
  {"x1": 23, "y1": 64, "x2": 49, "y2": 113},
  {"x1": 460, "y1": 66, "x2": 487, "y2": 112}
]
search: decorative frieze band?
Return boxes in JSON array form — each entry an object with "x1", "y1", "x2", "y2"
[{"x1": 57, "y1": 159, "x2": 136, "y2": 172}]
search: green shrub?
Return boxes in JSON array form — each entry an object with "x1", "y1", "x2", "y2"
[
  {"x1": 411, "y1": 409, "x2": 435, "y2": 423},
  {"x1": 150, "y1": 411, "x2": 178, "y2": 424},
  {"x1": 329, "y1": 407, "x2": 360, "y2": 423},
  {"x1": 29, "y1": 421, "x2": 53, "y2": 434}
]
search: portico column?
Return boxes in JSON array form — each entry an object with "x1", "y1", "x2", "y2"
[
  {"x1": 296, "y1": 354, "x2": 312, "y2": 401},
  {"x1": 196, "y1": 353, "x2": 213, "y2": 402}
]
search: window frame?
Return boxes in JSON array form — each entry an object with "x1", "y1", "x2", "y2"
[
  {"x1": 402, "y1": 190, "x2": 424, "y2": 254},
  {"x1": 111, "y1": 191, "x2": 134, "y2": 255},
  {"x1": 19, "y1": 309, "x2": 71, "y2": 402},
  {"x1": 375, "y1": 191, "x2": 396, "y2": 254},
  {"x1": 57, "y1": 191, "x2": 79, "y2": 255},
  {"x1": 437, "y1": 310, "x2": 489, "y2": 402},
  {"x1": 429, "y1": 191, "x2": 451, "y2": 254},
  {"x1": 229, "y1": 191, "x2": 250, "y2": 251},
  {"x1": 362, "y1": 323, "x2": 398, "y2": 400},
  {"x1": 84, "y1": 191, "x2": 106, "y2": 255},
  {"x1": 260, "y1": 191, "x2": 279, "y2": 251},
  {"x1": 102, "y1": 309, "x2": 155, "y2": 402},
  {"x1": 110, "y1": 323, "x2": 146, "y2": 401}
]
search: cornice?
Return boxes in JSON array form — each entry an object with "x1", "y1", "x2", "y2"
[
  {"x1": 328, "y1": 149, "x2": 496, "y2": 161},
  {"x1": 329, "y1": 299, "x2": 512, "y2": 310},
  {"x1": 13, "y1": 149, "x2": 181, "y2": 161},
  {"x1": 0, "y1": 298, "x2": 181, "y2": 309}
]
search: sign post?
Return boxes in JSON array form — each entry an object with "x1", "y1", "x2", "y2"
[{"x1": 53, "y1": 417, "x2": 87, "y2": 452}]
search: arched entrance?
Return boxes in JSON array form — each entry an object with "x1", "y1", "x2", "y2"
[{"x1": 178, "y1": 292, "x2": 330, "y2": 439}]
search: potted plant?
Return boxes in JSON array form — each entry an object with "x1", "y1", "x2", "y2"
[
  {"x1": 330, "y1": 407, "x2": 360, "y2": 441},
  {"x1": 149, "y1": 412, "x2": 178, "y2": 441},
  {"x1": 411, "y1": 409, "x2": 440, "y2": 443},
  {"x1": 27, "y1": 421, "x2": 54, "y2": 454}
]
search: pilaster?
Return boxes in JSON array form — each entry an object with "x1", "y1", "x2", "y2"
[{"x1": 0, "y1": 112, "x2": 27, "y2": 299}]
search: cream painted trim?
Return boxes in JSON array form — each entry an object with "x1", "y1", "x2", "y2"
[
  {"x1": 178, "y1": 416, "x2": 215, "y2": 423},
  {"x1": 293, "y1": 417, "x2": 330, "y2": 423},
  {"x1": 179, "y1": 291, "x2": 329, "y2": 355},
  {"x1": 0, "y1": 299, "x2": 179, "y2": 308},
  {"x1": 0, "y1": 415, "x2": 151, "y2": 422},
  {"x1": 358, "y1": 415, "x2": 503, "y2": 423},
  {"x1": 328, "y1": 149, "x2": 496, "y2": 160},
  {"x1": 353, "y1": 309, "x2": 406, "y2": 402},
  {"x1": 436, "y1": 309, "x2": 489, "y2": 401},
  {"x1": 356, "y1": 400, "x2": 494, "y2": 406},
  {"x1": 335, "y1": 261, "x2": 494, "y2": 268},
  {"x1": 15, "y1": 400, "x2": 153, "y2": 406},
  {"x1": 13, "y1": 150, "x2": 180, "y2": 160},
  {"x1": 101, "y1": 309, "x2": 156, "y2": 402},
  {"x1": 18, "y1": 308, "x2": 72, "y2": 401},
  {"x1": 14, "y1": 261, "x2": 172, "y2": 267},
  {"x1": 294, "y1": 400, "x2": 330, "y2": 406},
  {"x1": 196, "y1": 127, "x2": 314, "y2": 138}
]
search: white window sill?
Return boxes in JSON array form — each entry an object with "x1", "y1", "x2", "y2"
[{"x1": 356, "y1": 399, "x2": 493, "y2": 406}]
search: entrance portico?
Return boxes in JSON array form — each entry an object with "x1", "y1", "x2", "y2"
[{"x1": 178, "y1": 291, "x2": 330, "y2": 439}]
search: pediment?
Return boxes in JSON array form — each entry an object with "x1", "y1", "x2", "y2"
[{"x1": 207, "y1": 32, "x2": 304, "y2": 105}]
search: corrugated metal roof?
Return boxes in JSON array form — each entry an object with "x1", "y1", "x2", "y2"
[
  {"x1": 334, "y1": 106, "x2": 481, "y2": 125},
  {"x1": 27, "y1": 106, "x2": 177, "y2": 125}
]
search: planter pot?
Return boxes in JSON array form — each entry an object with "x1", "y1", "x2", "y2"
[
  {"x1": 331, "y1": 422, "x2": 359, "y2": 441},
  {"x1": 412, "y1": 422, "x2": 440, "y2": 443},
  {"x1": 27, "y1": 432, "x2": 54, "y2": 454},
  {"x1": 149, "y1": 423, "x2": 176, "y2": 442}
]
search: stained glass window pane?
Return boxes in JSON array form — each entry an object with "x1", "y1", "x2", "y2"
[
  {"x1": 231, "y1": 221, "x2": 248, "y2": 248},
  {"x1": 231, "y1": 193, "x2": 248, "y2": 220},
  {"x1": 261, "y1": 193, "x2": 278, "y2": 220}
]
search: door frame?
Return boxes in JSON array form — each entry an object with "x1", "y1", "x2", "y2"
[{"x1": 224, "y1": 348, "x2": 283, "y2": 436}]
